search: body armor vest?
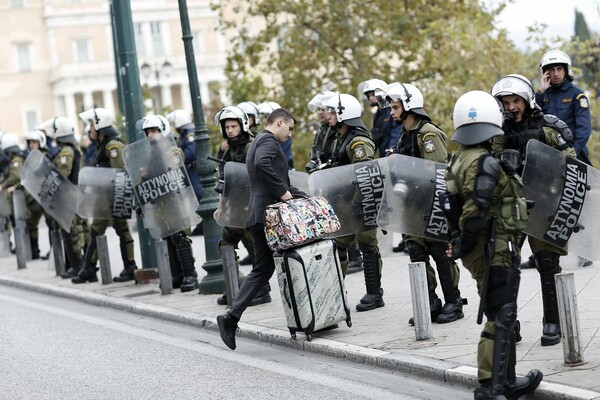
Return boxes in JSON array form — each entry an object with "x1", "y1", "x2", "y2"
[{"x1": 330, "y1": 126, "x2": 370, "y2": 166}]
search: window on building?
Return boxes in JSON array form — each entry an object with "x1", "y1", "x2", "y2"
[
  {"x1": 74, "y1": 38, "x2": 92, "y2": 63},
  {"x1": 16, "y1": 43, "x2": 32, "y2": 72},
  {"x1": 151, "y1": 21, "x2": 164, "y2": 57},
  {"x1": 24, "y1": 109, "x2": 40, "y2": 131},
  {"x1": 134, "y1": 23, "x2": 145, "y2": 57},
  {"x1": 11, "y1": 0, "x2": 24, "y2": 8}
]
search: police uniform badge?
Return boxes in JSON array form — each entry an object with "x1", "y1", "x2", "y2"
[
  {"x1": 423, "y1": 139, "x2": 435, "y2": 153},
  {"x1": 60, "y1": 156, "x2": 68, "y2": 165},
  {"x1": 578, "y1": 95, "x2": 589, "y2": 109},
  {"x1": 187, "y1": 133, "x2": 195, "y2": 143},
  {"x1": 351, "y1": 141, "x2": 366, "y2": 160},
  {"x1": 109, "y1": 147, "x2": 119, "y2": 159},
  {"x1": 12, "y1": 160, "x2": 20, "y2": 168}
]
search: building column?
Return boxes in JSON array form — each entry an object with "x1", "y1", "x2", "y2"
[
  {"x1": 64, "y1": 93, "x2": 79, "y2": 134},
  {"x1": 83, "y1": 92, "x2": 94, "y2": 109},
  {"x1": 200, "y1": 81, "x2": 210, "y2": 107},
  {"x1": 160, "y1": 83, "x2": 172, "y2": 109},
  {"x1": 102, "y1": 89, "x2": 115, "y2": 117},
  {"x1": 180, "y1": 83, "x2": 192, "y2": 112},
  {"x1": 53, "y1": 95, "x2": 65, "y2": 117}
]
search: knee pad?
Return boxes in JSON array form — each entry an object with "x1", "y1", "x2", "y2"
[
  {"x1": 496, "y1": 303, "x2": 518, "y2": 331},
  {"x1": 407, "y1": 241, "x2": 428, "y2": 262},
  {"x1": 535, "y1": 251, "x2": 561, "y2": 275},
  {"x1": 222, "y1": 227, "x2": 243, "y2": 247}
]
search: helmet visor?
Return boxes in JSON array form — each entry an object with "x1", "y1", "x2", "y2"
[{"x1": 374, "y1": 88, "x2": 389, "y2": 108}]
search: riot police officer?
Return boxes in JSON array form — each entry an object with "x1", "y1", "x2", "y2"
[
  {"x1": 380, "y1": 82, "x2": 464, "y2": 324},
  {"x1": 444, "y1": 90, "x2": 542, "y2": 400},
  {"x1": 212, "y1": 105, "x2": 270, "y2": 305},
  {"x1": 535, "y1": 50, "x2": 592, "y2": 164},
  {"x1": 361, "y1": 78, "x2": 400, "y2": 156},
  {"x1": 73, "y1": 107, "x2": 138, "y2": 284},
  {"x1": 141, "y1": 115, "x2": 199, "y2": 292},
  {"x1": 24, "y1": 131, "x2": 49, "y2": 259},
  {"x1": 322, "y1": 93, "x2": 385, "y2": 312},
  {"x1": 491, "y1": 74, "x2": 577, "y2": 346},
  {"x1": 237, "y1": 101, "x2": 261, "y2": 136},
  {"x1": 45, "y1": 117, "x2": 86, "y2": 279}
]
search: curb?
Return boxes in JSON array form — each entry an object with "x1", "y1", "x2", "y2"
[{"x1": 1, "y1": 276, "x2": 599, "y2": 400}]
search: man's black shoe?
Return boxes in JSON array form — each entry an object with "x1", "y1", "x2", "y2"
[
  {"x1": 541, "y1": 322, "x2": 561, "y2": 346},
  {"x1": 392, "y1": 240, "x2": 406, "y2": 253},
  {"x1": 519, "y1": 255, "x2": 535, "y2": 269},
  {"x1": 217, "y1": 313, "x2": 238, "y2": 350},
  {"x1": 249, "y1": 292, "x2": 271, "y2": 306},
  {"x1": 216, "y1": 293, "x2": 228, "y2": 305},
  {"x1": 60, "y1": 267, "x2": 80, "y2": 279},
  {"x1": 180, "y1": 275, "x2": 198, "y2": 293}
]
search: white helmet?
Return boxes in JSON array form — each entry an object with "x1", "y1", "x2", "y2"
[
  {"x1": 216, "y1": 106, "x2": 250, "y2": 139},
  {"x1": 25, "y1": 130, "x2": 47, "y2": 149},
  {"x1": 322, "y1": 93, "x2": 365, "y2": 128},
  {"x1": 491, "y1": 74, "x2": 536, "y2": 109},
  {"x1": 78, "y1": 107, "x2": 114, "y2": 130},
  {"x1": 257, "y1": 101, "x2": 281, "y2": 116},
  {"x1": 452, "y1": 91, "x2": 503, "y2": 146},
  {"x1": 361, "y1": 79, "x2": 388, "y2": 96},
  {"x1": 236, "y1": 101, "x2": 260, "y2": 125},
  {"x1": 307, "y1": 91, "x2": 336, "y2": 112},
  {"x1": 166, "y1": 109, "x2": 193, "y2": 129},
  {"x1": 40, "y1": 117, "x2": 76, "y2": 144},
  {"x1": 142, "y1": 114, "x2": 171, "y2": 137},
  {"x1": 540, "y1": 49, "x2": 573, "y2": 80},
  {"x1": 1, "y1": 132, "x2": 20, "y2": 153},
  {"x1": 377, "y1": 82, "x2": 429, "y2": 119}
]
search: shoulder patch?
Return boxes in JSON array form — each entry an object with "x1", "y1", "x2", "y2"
[
  {"x1": 578, "y1": 95, "x2": 589, "y2": 109},
  {"x1": 423, "y1": 139, "x2": 435, "y2": 153},
  {"x1": 60, "y1": 156, "x2": 68, "y2": 165},
  {"x1": 187, "y1": 132, "x2": 195, "y2": 143},
  {"x1": 12, "y1": 160, "x2": 20, "y2": 168}
]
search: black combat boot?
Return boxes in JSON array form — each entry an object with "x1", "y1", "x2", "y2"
[
  {"x1": 113, "y1": 261, "x2": 138, "y2": 282},
  {"x1": 30, "y1": 236, "x2": 40, "y2": 260},
  {"x1": 409, "y1": 292, "x2": 442, "y2": 326},
  {"x1": 436, "y1": 289, "x2": 464, "y2": 323},
  {"x1": 71, "y1": 266, "x2": 98, "y2": 284},
  {"x1": 433, "y1": 250, "x2": 464, "y2": 324},
  {"x1": 347, "y1": 241, "x2": 363, "y2": 275},
  {"x1": 61, "y1": 234, "x2": 83, "y2": 279},
  {"x1": 519, "y1": 254, "x2": 535, "y2": 269},
  {"x1": 170, "y1": 232, "x2": 198, "y2": 293},
  {"x1": 356, "y1": 246, "x2": 384, "y2": 312},
  {"x1": 536, "y1": 252, "x2": 562, "y2": 346}
]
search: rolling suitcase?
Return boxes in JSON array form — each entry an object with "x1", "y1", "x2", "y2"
[{"x1": 274, "y1": 239, "x2": 352, "y2": 340}]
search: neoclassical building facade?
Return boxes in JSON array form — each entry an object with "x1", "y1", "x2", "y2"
[{"x1": 0, "y1": 0, "x2": 227, "y2": 136}]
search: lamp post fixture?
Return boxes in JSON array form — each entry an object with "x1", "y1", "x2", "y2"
[{"x1": 140, "y1": 60, "x2": 172, "y2": 113}]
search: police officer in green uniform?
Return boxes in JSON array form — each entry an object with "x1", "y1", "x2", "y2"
[
  {"x1": 322, "y1": 93, "x2": 385, "y2": 312},
  {"x1": 212, "y1": 105, "x2": 268, "y2": 306},
  {"x1": 444, "y1": 91, "x2": 542, "y2": 400},
  {"x1": 142, "y1": 115, "x2": 199, "y2": 292},
  {"x1": 73, "y1": 107, "x2": 138, "y2": 284},
  {"x1": 491, "y1": 74, "x2": 577, "y2": 346},
  {"x1": 381, "y1": 82, "x2": 464, "y2": 324},
  {"x1": 47, "y1": 117, "x2": 86, "y2": 279}
]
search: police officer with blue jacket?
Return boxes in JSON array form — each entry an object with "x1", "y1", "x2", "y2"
[{"x1": 535, "y1": 50, "x2": 592, "y2": 165}]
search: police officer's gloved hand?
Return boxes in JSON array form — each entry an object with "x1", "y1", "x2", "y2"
[
  {"x1": 499, "y1": 159, "x2": 517, "y2": 177},
  {"x1": 135, "y1": 206, "x2": 144, "y2": 218},
  {"x1": 447, "y1": 236, "x2": 462, "y2": 260},
  {"x1": 502, "y1": 111, "x2": 516, "y2": 132}
]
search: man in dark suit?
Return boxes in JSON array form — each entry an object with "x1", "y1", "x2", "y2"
[{"x1": 217, "y1": 108, "x2": 305, "y2": 350}]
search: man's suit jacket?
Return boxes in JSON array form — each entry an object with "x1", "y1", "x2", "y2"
[{"x1": 246, "y1": 130, "x2": 304, "y2": 227}]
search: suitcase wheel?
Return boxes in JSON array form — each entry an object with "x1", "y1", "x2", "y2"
[
  {"x1": 290, "y1": 331, "x2": 297, "y2": 340},
  {"x1": 346, "y1": 320, "x2": 352, "y2": 328},
  {"x1": 306, "y1": 333, "x2": 312, "y2": 342}
]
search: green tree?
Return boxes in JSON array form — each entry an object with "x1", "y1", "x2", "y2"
[
  {"x1": 574, "y1": 9, "x2": 591, "y2": 41},
  {"x1": 215, "y1": 0, "x2": 537, "y2": 166}
]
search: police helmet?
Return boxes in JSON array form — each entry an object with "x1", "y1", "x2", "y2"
[
  {"x1": 166, "y1": 109, "x2": 193, "y2": 129},
  {"x1": 361, "y1": 79, "x2": 388, "y2": 97},
  {"x1": 307, "y1": 91, "x2": 336, "y2": 112},
  {"x1": 78, "y1": 107, "x2": 114, "y2": 130},
  {"x1": 540, "y1": 49, "x2": 573, "y2": 81},
  {"x1": 1, "y1": 132, "x2": 20, "y2": 154},
  {"x1": 236, "y1": 101, "x2": 260, "y2": 126},
  {"x1": 377, "y1": 82, "x2": 430, "y2": 120},
  {"x1": 25, "y1": 130, "x2": 47, "y2": 149},
  {"x1": 491, "y1": 74, "x2": 536, "y2": 110},
  {"x1": 257, "y1": 101, "x2": 281, "y2": 116},
  {"x1": 142, "y1": 114, "x2": 171, "y2": 137},
  {"x1": 216, "y1": 106, "x2": 250, "y2": 139},
  {"x1": 42, "y1": 117, "x2": 77, "y2": 145},
  {"x1": 322, "y1": 93, "x2": 365, "y2": 129},
  {"x1": 451, "y1": 91, "x2": 503, "y2": 146}
]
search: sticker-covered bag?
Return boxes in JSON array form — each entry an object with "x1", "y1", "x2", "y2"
[{"x1": 264, "y1": 196, "x2": 341, "y2": 251}]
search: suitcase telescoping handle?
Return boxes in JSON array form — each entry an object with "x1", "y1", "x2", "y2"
[{"x1": 282, "y1": 277, "x2": 292, "y2": 308}]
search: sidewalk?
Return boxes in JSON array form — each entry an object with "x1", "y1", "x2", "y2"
[{"x1": 1, "y1": 227, "x2": 599, "y2": 400}]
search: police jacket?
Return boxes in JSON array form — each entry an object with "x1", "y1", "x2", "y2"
[
  {"x1": 312, "y1": 123, "x2": 337, "y2": 164},
  {"x1": 93, "y1": 138, "x2": 126, "y2": 169},
  {"x1": 492, "y1": 109, "x2": 577, "y2": 174},
  {"x1": 535, "y1": 80, "x2": 591, "y2": 160},
  {"x1": 394, "y1": 118, "x2": 448, "y2": 163},
  {"x1": 328, "y1": 125, "x2": 374, "y2": 167},
  {"x1": 216, "y1": 134, "x2": 252, "y2": 180},
  {"x1": 53, "y1": 143, "x2": 82, "y2": 185}
]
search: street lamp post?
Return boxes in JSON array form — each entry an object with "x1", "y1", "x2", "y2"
[{"x1": 140, "y1": 60, "x2": 172, "y2": 113}]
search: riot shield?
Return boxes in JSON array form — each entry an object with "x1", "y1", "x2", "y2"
[
  {"x1": 309, "y1": 158, "x2": 388, "y2": 237},
  {"x1": 215, "y1": 163, "x2": 311, "y2": 228},
  {"x1": 21, "y1": 150, "x2": 79, "y2": 232},
  {"x1": 12, "y1": 190, "x2": 31, "y2": 268},
  {"x1": 78, "y1": 167, "x2": 134, "y2": 220},
  {"x1": 0, "y1": 191, "x2": 11, "y2": 256},
  {"x1": 376, "y1": 154, "x2": 449, "y2": 241},
  {"x1": 123, "y1": 136, "x2": 201, "y2": 240},
  {"x1": 522, "y1": 140, "x2": 600, "y2": 260}
]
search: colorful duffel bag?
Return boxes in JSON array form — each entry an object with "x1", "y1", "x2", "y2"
[{"x1": 264, "y1": 196, "x2": 341, "y2": 251}]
